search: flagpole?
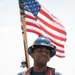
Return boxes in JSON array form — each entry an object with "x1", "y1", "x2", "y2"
[
  {"x1": 21, "y1": 16, "x2": 30, "y2": 69},
  {"x1": 19, "y1": 0, "x2": 30, "y2": 68}
]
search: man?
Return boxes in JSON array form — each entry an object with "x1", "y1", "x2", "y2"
[{"x1": 24, "y1": 36, "x2": 62, "y2": 75}]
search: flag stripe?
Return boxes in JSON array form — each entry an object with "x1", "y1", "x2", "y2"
[
  {"x1": 56, "y1": 54, "x2": 65, "y2": 57},
  {"x1": 26, "y1": 22, "x2": 40, "y2": 28}
]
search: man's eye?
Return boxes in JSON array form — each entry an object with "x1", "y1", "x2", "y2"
[
  {"x1": 38, "y1": 49, "x2": 42, "y2": 53},
  {"x1": 45, "y1": 51, "x2": 50, "y2": 54}
]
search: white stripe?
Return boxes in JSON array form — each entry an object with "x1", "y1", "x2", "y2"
[
  {"x1": 26, "y1": 18, "x2": 39, "y2": 26},
  {"x1": 56, "y1": 51, "x2": 65, "y2": 56},
  {"x1": 25, "y1": 11, "x2": 33, "y2": 16}
]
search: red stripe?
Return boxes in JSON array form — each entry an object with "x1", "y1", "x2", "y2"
[
  {"x1": 26, "y1": 22, "x2": 40, "y2": 28},
  {"x1": 26, "y1": 14, "x2": 36, "y2": 20},
  {"x1": 55, "y1": 54, "x2": 65, "y2": 58},
  {"x1": 27, "y1": 29, "x2": 42, "y2": 36},
  {"x1": 56, "y1": 49, "x2": 65, "y2": 53}
]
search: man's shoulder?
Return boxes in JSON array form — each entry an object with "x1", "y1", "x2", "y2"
[
  {"x1": 55, "y1": 71, "x2": 62, "y2": 75},
  {"x1": 48, "y1": 67, "x2": 62, "y2": 75},
  {"x1": 17, "y1": 71, "x2": 24, "y2": 75}
]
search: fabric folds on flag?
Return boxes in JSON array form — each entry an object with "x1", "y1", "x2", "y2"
[{"x1": 19, "y1": 0, "x2": 67, "y2": 58}]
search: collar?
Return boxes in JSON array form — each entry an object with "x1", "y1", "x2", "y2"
[{"x1": 24, "y1": 67, "x2": 55, "y2": 75}]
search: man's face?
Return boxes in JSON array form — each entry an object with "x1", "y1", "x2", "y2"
[{"x1": 31, "y1": 46, "x2": 50, "y2": 65}]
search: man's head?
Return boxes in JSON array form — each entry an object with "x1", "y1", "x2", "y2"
[
  {"x1": 28, "y1": 36, "x2": 56, "y2": 58},
  {"x1": 31, "y1": 46, "x2": 51, "y2": 65}
]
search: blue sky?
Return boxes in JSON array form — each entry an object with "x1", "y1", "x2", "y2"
[{"x1": 0, "y1": 0, "x2": 75, "y2": 75}]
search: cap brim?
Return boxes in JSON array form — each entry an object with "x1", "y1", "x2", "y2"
[{"x1": 28, "y1": 45, "x2": 56, "y2": 57}]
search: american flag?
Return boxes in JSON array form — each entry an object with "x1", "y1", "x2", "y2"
[{"x1": 19, "y1": 0, "x2": 67, "y2": 58}]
